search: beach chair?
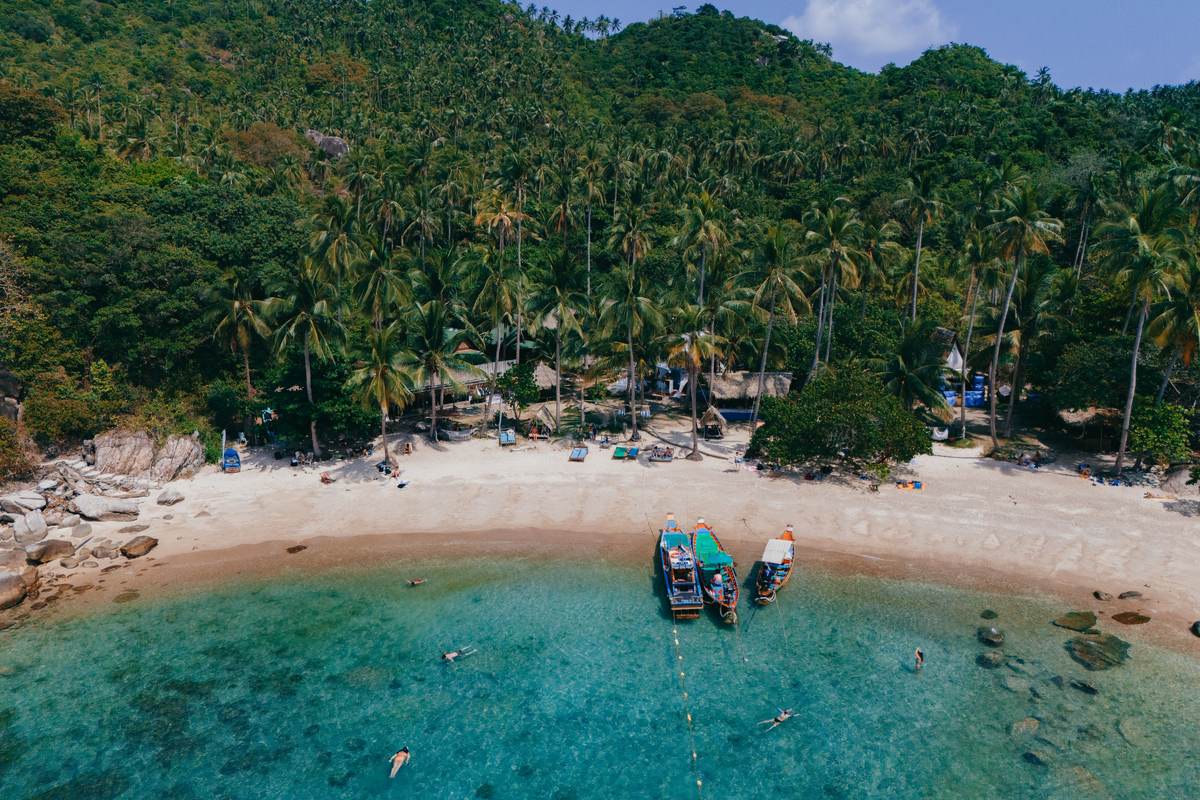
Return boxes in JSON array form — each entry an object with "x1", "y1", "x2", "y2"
[
  {"x1": 625, "y1": 447, "x2": 639, "y2": 460},
  {"x1": 569, "y1": 446, "x2": 588, "y2": 462},
  {"x1": 499, "y1": 429, "x2": 516, "y2": 446},
  {"x1": 612, "y1": 445, "x2": 628, "y2": 459}
]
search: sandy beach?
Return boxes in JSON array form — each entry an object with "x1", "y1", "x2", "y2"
[{"x1": 20, "y1": 419, "x2": 1200, "y2": 648}]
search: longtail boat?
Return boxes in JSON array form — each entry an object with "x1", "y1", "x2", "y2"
[
  {"x1": 691, "y1": 518, "x2": 739, "y2": 624},
  {"x1": 658, "y1": 514, "x2": 703, "y2": 620},
  {"x1": 753, "y1": 525, "x2": 796, "y2": 605}
]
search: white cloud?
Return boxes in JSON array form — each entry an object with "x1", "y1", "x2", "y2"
[{"x1": 783, "y1": 0, "x2": 955, "y2": 59}]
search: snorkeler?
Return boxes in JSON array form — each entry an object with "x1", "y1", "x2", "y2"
[
  {"x1": 441, "y1": 646, "x2": 477, "y2": 663},
  {"x1": 389, "y1": 747, "x2": 410, "y2": 778},
  {"x1": 915, "y1": 647, "x2": 925, "y2": 671},
  {"x1": 758, "y1": 708, "x2": 794, "y2": 732},
  {"x1": 407, "y1": 578, "x2": 426, "y2": 587}
]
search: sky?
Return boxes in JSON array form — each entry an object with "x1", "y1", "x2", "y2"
[{"x1": 546, "y1": 0, "x2": 1200, "y2": 92}]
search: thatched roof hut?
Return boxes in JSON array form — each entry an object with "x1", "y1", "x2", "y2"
[
  {"x1": 700, "y1": 406, "x2": 727, "y2": 433},
  {"x1": 708, "y1": 371, "x2": 792, "y2": 402},
  {"x1": 531, "y1": 362, "x2": 558, "y2": 391}
]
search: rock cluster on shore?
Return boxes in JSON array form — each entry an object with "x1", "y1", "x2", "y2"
[{"x1": 1, "y1": 451, "x2": 175, "y2": 619}]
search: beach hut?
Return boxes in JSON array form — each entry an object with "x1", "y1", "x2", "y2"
[
  {"x1": 706, "y1": 371, "x2": 792, "y2": 403},
  {"x1": 221, "y1": 448, "x2": 241, "y2": 473},
  {"x1": 700, "y1": 406, "x2": 727, "y2": 440}
]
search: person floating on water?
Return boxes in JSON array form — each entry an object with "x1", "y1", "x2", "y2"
[
  {"x1": 441, "y1": 646, "x2": 477, "y2": 663},
  {"x1": 758, "y1": 708, "x2": 794, "y2": 731},
  {"x1": 914, "y1": 647, "x2": 925, "y2": 671},
  {"x1": 407, "y1": 578, "x2": 426, "y2": 587},
  {"x1": 389, "y1": 747, "x2": 410, "y2": 778}
]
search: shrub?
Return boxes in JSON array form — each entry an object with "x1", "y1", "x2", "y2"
[
  {"x1": 1129, "y1": 402, "x2": 1191, "y2": 467},
  {"x1": 0, "y1": 418, "x2": 33, "y2": 481}
]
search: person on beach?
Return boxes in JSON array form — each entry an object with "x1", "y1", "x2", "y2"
[
  {"x1": 442, "y1": 646, "x2": 477, "y2": 662},
  {"x1": 407, "y1": 578, "x2": 426, "y2": 587},
  {"x1": 389, "y1": 747, "x2": 410, "y2": 778},
  {"x1": 914, "y1": 648, "x2": 925, "y2": 671},
  {"x1": 758, "y1": 708, "x2": 793, "y2": 731}
]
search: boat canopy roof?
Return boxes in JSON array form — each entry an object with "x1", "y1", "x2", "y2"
[
  {"x1": 761, "y1": 538, "x2": 795, "y2": 564},
  {"x1": 693, "y1": 530, "x2": 732, "y2": 566},
  {"x1": 661, "y1": 531, "x2": 689, "y2": 548}
]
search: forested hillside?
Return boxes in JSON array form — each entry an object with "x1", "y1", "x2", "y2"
[{"x1": 1, "y1": 0, "x2": 1197, "y2": 476}]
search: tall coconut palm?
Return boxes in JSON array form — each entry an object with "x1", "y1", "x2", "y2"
[
  {"x1": 662, "y1": 303, "x2": 726, "y2": 460},
  {"x1": 1096, "y1": 186, "x2": 1185, "y2": 472},
  {"x1": 672, "y1": 190, "x2": 731, "y2": 305},
  {"x1": 348, "y1": 322, "x2": 413, "y2": 466},
  {"x1": 893, "y1": 172, "x2": 943, "y2": 321},
  {"x1": 269, "y1": 259, "x2": 345, "y2": 458},
  {"x1": 606, "y1": 204, "x2": 657, "y2": 440},
  {"x1": 803, "y1": 199, "x2": 865, "y2": 375},
  {"x1": 1148, "y1": 252, "x2": 1200, "y2": 403},
  {"x1": 470, "y1": 243, "x2": 517, "y2": 391},
  {"x1": 742, "y1": 224, "x2": 810, "y2": 426},
  {"x1": 404, "y1": 300, "x2": 481, "y2": 443},
  {"x1": 984, "y1": 182, "x2": 1063, "y2": 447},
  {"x1": 871, "y1": 320, "x2": 951, "y2": 413},
  {"x1": 212, "y1": 271, "x2": 271, "y2": 400},
  {"x1": 354, "y1": 238, "x2": 410, "y2": 332},
  {"x1": 529, "y1": 248, "x2": 585, "y2": 430}
]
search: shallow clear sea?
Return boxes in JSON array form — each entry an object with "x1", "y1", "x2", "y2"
[{"x1": 0, "y1": 555, "x2": 1197, "y2": 799}]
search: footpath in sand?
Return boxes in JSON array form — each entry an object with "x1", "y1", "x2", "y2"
[{"x1": 27, "y1": 420, "x2": 1200, "y2": 646}]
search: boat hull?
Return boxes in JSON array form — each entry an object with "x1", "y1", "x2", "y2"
[
  {"x1": 659, "y1": 528, "x2": 703, "y2": 620},
  {"x1": 691, "y1": 525, "x2": 739, "y2": 624}
]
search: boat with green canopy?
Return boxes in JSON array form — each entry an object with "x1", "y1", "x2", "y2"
[{"x1": 690, "y1": 518, "x2": 739, "y2": 624}]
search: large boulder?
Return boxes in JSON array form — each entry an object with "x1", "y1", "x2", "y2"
[
  {"x1": 1, "y1": 490, "x2": 46, "y2": 513},
  {"x1": 1067, "y1": 633, "x2": 1131, "y2": 670},
  {"x1": 24, "y1": 539, "x2": 75, "y2": 565},
  {"x1": 92, "y1": 430, "x2": 156, "y2": 476},
  {"x1": 304, "y1": 128, "x2": 349, "y2": 158},
  {"x1": 1052, "y1": 611, "x2": 1098, "y2": 632},
  {"x1": 1160, "y1": 467, "x2": 1198, "y2": 497},
  {"x1": 156, "y1": 488, "x2": 185, "y2": 506},
  {"x1": 0, "y1": 548, "x2": 25, "y2": 570},
  {"x1": 0, "y1": 570, "x2": 26, "y2": 609},
  {"x1": 69, "y1": 494, "x2": 139, "y2": 521},
  {"x1": 120, "y1": 535, "x2": 158, "y2": 559},
  {"x1": 150, "y1": 436, "x2": 204, "y2": 482},
  {"x1": 13, "y1": 511, "x2": 48, "y2": 544}
]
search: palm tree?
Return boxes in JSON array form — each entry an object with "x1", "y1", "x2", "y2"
[
  {"x1": 606, "y1": 205, "x2": 657, "y2": 440},
  {"x1": 893, "y1": 172, "x2": 943, "y2": 321},
  {"x1": 212, "y1": 271, "x2": 271, "y2": 400},
  {"x1": 269, "y1": 259, "x2": 344, "y2": 458},
  {"x1": 1096, "y1": 186, "x2": 1185, "y2": 472},
  {"x1": 348, "y1": 322, "x2": 413, "y2": 466},
  {"x1": 984, "y1": 182, "x2": 1063, "y2": 447},
  {"x1": 742, "y1": 224, "x2": 810, "y2": 426},
  {"x1": 872, "y1": 320, "x2": 951, "y2": 412},
  {"x1": 672, "y1": 190, "x2": 730, "y2": 305},
  {"x1": 1148, "y1": 252, "x2": 1200, "y2": 403},
  {"x1": 529, "y1": 249, "x2": 585, "y2": 430},
  {"x1": 662, "y1": 303, "x2": 726, "y2": 460},
  {"x1": 404, "y1": 300, "x2": 481, "y2": 442},
  {"x1": 354, "y1": 238, "x2": 410, "y2": 332},
  {"x1": 803, "y1": 199, "x2": 865, "y2": 375},
  {"x1": 1000, "y1": 256, "x2": 1062, "y2": 437},
  {"x1": 470, "y1": 243, "x2": 517, "y2": 391}
]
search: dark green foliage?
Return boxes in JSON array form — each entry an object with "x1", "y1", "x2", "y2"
[
  {"x1": 498, "y1": 361, "x2": 540, "y2": 421},
  {"x1": 1047, "y1": 335, "x2": 1141, "y2": 411},
  {"x1": 0, "y1": 417, "x2": 33, "y2": 481},
  {"x1": 0, "y1": 81, "x2": 64, "y2": 140},
  {"x1": 749, "y1": 368, "x2": 932, "y2": 469},
  {"x1": 1129, "y1": 402, "x2": 1190, "y2": 466}
]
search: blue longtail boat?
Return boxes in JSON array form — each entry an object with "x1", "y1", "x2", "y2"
[{"x1": 658, "y1": 514, "x2": 703, "y2": 620}]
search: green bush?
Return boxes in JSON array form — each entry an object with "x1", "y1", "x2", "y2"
[
  {"x1": 0, "y1": 418, "x2": 33, "y2": 481},
  {"x1": 1129, "y1": 402, "x2": 1191, "y2": 467}
]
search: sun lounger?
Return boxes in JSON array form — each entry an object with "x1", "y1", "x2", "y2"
[
  {"x1": 612, "y1": 446, "x2": 627, "y2": 459},
  {"x1": 626, "y1": 447, "x2": 639, "y2": 460},
  {"x1": 649, "y1": 445, "x2": 674, "y2": 462},
  {"x1": 569, "y1": 446, "x2": 588, "y2": 462},
  {"x1": 499, "y1": 429, "x2": 516, "y2": 446}
]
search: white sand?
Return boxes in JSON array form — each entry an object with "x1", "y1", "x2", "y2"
[{"x1": 36, "y1": 420, "x2": 1200, "y2": 637}]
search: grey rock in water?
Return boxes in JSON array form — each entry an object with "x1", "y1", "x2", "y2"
[
  {"x1": 120, "y1": 535, "x2": 158, "y2": 559},
  {"x1": 24, "y1": 539, "x2": 76, "y2": 565},
  {"x1": 1010, "y1": 717, "x2": 1040, "y2": 737},
  {"x1": 1052, "y1": 611, "x2": 1098, "y2": 632},
  {"x1": 69, "y1": 494, "x2": 139, "y2": 521},
  {"x1": 1069, "y1": 678, "x2": 1099, "y2": 695},
  {"x1": 0, "y1": 570, "x2": 27, "y2": 609},
  {"x1": 1117, "y1": 590, "x2": 1142, "y2": 600},
  {"x1": 14, "y1": 511, "x2": 48, "y2": 544},
  {"x1": 1092, "y1": 590, "x2": 1113, "y2": 601},
  {"x1": 977, "y1": 650, "x2": 1005, "y2": 669},
  {"x1": 978, "y1": 626, "x2": 1005, "y2": 646},
  {"x1": 1002, "y1": 675, "x2": 1032, "y2": 694},
  {"x1": 980, "y1": 609, "x2": 998, "y2": 620},
  {"x1": 1067, "y1": 633, "x2": 1131, "y2": 671},
  {"x1": 1023, "y1": 749, "x2": 1053, "y2": 767},
  {"x1": 156, "y1": 489, "x2": 184, "y2": 506}
]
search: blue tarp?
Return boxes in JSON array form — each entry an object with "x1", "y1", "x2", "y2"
[
  {"x1": 221, "y1": 448, "x2": 241, "y2": 471},
  {"x1": 719, "y1": 408, "x2": 754, "y2": 422}
]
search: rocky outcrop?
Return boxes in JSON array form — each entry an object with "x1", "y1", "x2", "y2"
[
  {"x1": 0, "y1": 368, "x2": 20, "y2": 422},
  {"x1": 24, "y1": 539, "x2": 75, "y2": 565},
  {"x1": 13, "y1": 511, "x2": 47, "y2": 544},
  {"x1": 305, "y1": 128, "x2": 349, "y2": 158},
  {"x1": 1067, "y1": 633, "x2": 1131, "y2": 670},
  {"x1": 156, "y1": 488, "x2": 184, "y2": 506},
  {"x1": 1111, "y1": 611, "x2": 1150, "y2": 625},
  {"x1": 69, "y1": 494, "x2": 139, "y2": 521},
  {"x1": 120, "y1": 535, "x2": 158, "y2": 559},
  {"x1": 1052, "y1": 611, "x2": 1097, "y2": 632},
  {"x1": 91, "y1": 430, "x2": 204, "y2": 482},
  {"x1": 0, "y1": 570, "x2": 26, "y2": 609},
  {"x1": 1159, "y1": 467, "x2": 1198, "y2": 497},
  {"x1": 1, "y1": 490, "x2": 46, "y2": 513}
]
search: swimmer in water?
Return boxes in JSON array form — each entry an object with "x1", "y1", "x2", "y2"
[
  {"x1": 915, "y1": 647, "x2": 925, "y2": 671},
  {"x1": 407, "y1": 578, "x2": 426, "y2": 587},
  {"x1": 758, "y1": 708, "x2": 794, "y2": 732},
  {"x1": 389, "y1": 747, "x2": 410, "y2": 778},
  {"x1": 441, "y1": 646, "x2": 477, "y2": 663}
]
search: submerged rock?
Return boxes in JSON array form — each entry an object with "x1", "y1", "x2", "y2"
[
  {"x1": 1010, "y1": 717, "x2": 1040, "y2": 737},
  {"x1": 1002, "y1": 675, "x2": 1031, "y2": 694},
  {"x1": 1092, "y1": 590, "x2": 1113, "y2": 601},
  {"x1": 71, "y1": 523, "x2": 92, "y2": 538},
  {"x1": 977, "y1": 650, "x2": 1005, "y2": 669},
  {"x1": 1111, "y1": 611, "x2": 1150, "y2": 625},
  {"x1": 286, "y1": 545, "x2": 307, "y2": 554},
  {"x1": 1052, "y1": 611, "x2": 1098, "y2": 632},
  {"x1": 980, "y1": 609, "x2": 998, "y2": 620},
  {"x1": 1117, "y1": 591, "x2": 1142, "y2": 600},
  {"x1": 119, "y1": 536, "x2": 158, "y2": 559},
  {"x1": 1069, "y1": 678, "x2": 1099, "y2": 695},
  {"x1": 1067, "y1": 633, "x2": 1131, "y2": 671},
  {"x1": 1023, "y1": 749, "x2": 1053, "y2": 767},
  {"x1": 24, "y1": 539, "x2": 75, "y2": 565},
  {"x1": 1117, "y1": 717, "x2": 1145, "y2": 746},
  {"x1": 977, "y1": 626, "x2": 1005, "y2": 646}
]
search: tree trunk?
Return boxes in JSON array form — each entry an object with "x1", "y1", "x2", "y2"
[
  {"x1": 750, "y1": 292, "x2": 777, "y2": 428},
  {"x1": 687, "y1": 361, "x2": 702, "y2": 460},
  {"x1": 960, "y1": 282, "x2": 979, "y2": 440},
  {"x1": 627, "y1": 320, "x2": 639, "y2": 441},
  {"x1": 430, "y1": 367, "x2": 441, "y2": 443},
  {"x1": 697, "y1": 250, "x2": 706, "y2": 306},
  {"x1": 988, "y1": 251, "x2": 1022, "y2": 447},
  {"x1": 554, "y1": 327, "x2": 562, "y2": 430},
  {"x1": 824, "y1": 272, "x2": 838, "y2": 364},
  {"x1": 910, "y1": 219, "x2": 924, "y2": 321},
  {"x1": 585, "y1": 205, "x2": 592, "y2": 297},
  {"x1": 1156, "y1": 345, "x2": 1180, "y2": 404},
  {"x1": 303, "y1": 341, "x2": 321, "y2": 458},
  {"x1": 242, "y1": 348, "x2": 254, "y2": 399},
  {"x1": 1121, "y1": 283, "x2": 1138, "y2": 335},
  {"x1": 380, "y1": 403, "x2": 390, "y2": 466},
  {"x1": 810, "y1": 269, "x2": 828, "y2": 376},
  {"x1": 1115, "y1": 299, "x2": 1148, "y2": 474},
  {"x1": 1003, "y1": 332, "x2": 1029, "y2": 438},
  {"x1": 492, "y1": 320, "x2": 503, "y2": 391}
]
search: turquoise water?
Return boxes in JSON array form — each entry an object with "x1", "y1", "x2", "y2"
[{"x1": 1, "y1": 556, "x2": 1198, "y2": 799}]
